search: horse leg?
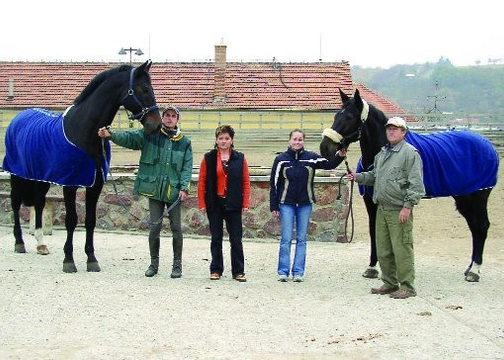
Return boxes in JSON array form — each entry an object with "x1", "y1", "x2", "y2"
[
  {"x1": 9, "y1": 175, "x2": 26, "y2": 252},
  {"x1": 11, "y1": 192, "x2": 26, "y2": 253},
  {"x1": 62, "y1": 186, "x2": 78, "y2": 273},
  {"x1": 34, "y1": 182, "x2": 51, "y2": 255},
  {"x1": 454, "y1": 189, "x2": 491, "y2": 282},
  {"x1": 362, "y1": 194, "x2": 379, "y2": 279},
  {"x1": 83, "y1": 176, "x2": 103, "y2": 272}
]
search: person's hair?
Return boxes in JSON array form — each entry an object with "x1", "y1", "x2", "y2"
[
  {"x1": 214, "y1": 125, "x2": 235, "y2": 148},
  {"x1": 289, "y1": 128, "x2": 305, "y2": 140}
]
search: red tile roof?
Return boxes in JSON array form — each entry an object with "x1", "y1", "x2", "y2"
[{"x1": 0, "y1": 49, "x2": 406, "y2": 115}]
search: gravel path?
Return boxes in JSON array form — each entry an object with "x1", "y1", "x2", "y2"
[{"x1": 0, "y1": 224, "x2": 503, "y2": 359}]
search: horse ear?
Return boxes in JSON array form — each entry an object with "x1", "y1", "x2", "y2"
[
  {"x1": 144, "y1": 60, "x2": 152, "y2": 72},
  {"x1": 339, "y1": 88, "x2": 350, "y2": 104},
  {"x1": 354, "y1": 88, "x2": 362, "y2": 106},
  {"x1": 137, "y1": 60, "x2": 152, "y2": 73}
]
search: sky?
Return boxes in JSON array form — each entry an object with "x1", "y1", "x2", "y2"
[{"x1": 1, "y1": 0, "x2": 502, "y2": 68}]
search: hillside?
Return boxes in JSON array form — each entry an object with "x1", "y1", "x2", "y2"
[{"x1": 351, "y1": 59, "x2": 504, "y2": 124}]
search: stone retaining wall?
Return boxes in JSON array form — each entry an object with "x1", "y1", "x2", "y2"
[{"x1": 0, "y1": 170, "x2": 351, "y2": 242}]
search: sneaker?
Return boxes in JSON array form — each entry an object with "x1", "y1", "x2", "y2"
[
  {"x1": 293, "y1": 275, "x2": 304, "y2": 283},
  {"x1": 233, "y1": 274, "x2": 247, "y2": 282},
  {"x1": 390, "y1": 289, "x2": 417, "y2": 299},
  {"x1": 371, "y1": 285, "x2": 399, "y2": 295},
  {"x1": 210, "y1": 273, "x2": 221, "y2": 280},
  {"x1": 278, "y1": 274, "x2": 289, "y2": 282}
]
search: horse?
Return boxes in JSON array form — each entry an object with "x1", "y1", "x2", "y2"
[
  {"x1": 2, "y1": 60, "x2": 162, "y2": 273},
  {"x1": 320, "y1": 88, "x2": 499, "y2": 282}
]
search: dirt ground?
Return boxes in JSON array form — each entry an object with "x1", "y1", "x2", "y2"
[{"x1": 0, "y1": 151, "x2": 503, "y2": 359}]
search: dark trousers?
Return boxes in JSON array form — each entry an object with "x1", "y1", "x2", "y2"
[
  {"x1": 148, "y1": 198, "x2": 183, "y2": 262},
  {"x1": 207, "y1": 197, "x2": 245, "y2": 276}
]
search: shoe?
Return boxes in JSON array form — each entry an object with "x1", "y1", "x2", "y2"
[
  {"x1": 371, "y1": 285, "x2": 399, "y2": 295},
  {"x1": 144, "y1": 265, "x2": 158, "y2": 277},
  {"x1": 170, "y1": 260, "x2": 182, "y2": 279},
  {"x1": 293, "y1": 275, "x2": 304, "y2": 282},
  {"x1": 390, "y1": 289, "x2": 417, "y2": 299},
  {"x1": 210, "y1": 273, "x2": 221, "y2": 280},
  {"x1": 234, "y1": 274, "x2": 247, "y2": 282},
  {"x1": 278, "y1": 274, "x2": 289, "y2": 282},
  {"x1": 362, "y1": 267, "x2": 379, "y2": 279}
]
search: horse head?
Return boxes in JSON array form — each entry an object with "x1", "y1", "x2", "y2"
[
  {"x1": 120, "y1": 60, "x2": 161, "y2": 134},
  {"x1": 320, "y1": 88, "x2": 368, "y2": 162}
]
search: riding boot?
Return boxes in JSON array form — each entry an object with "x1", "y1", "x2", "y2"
[
  {"x1": 171, "y1": 235, "x2": 183, "y2": 278},
  {"x1": 145, "y1": 237, "x2": 160, "y2": 277},
  {"x1": 171, "y1": 259, "x2": 182, "y2": 279}
]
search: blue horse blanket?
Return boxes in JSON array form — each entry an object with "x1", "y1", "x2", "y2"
[
  {"x1": 3, "y1": 108, "x2": 111, "y2": 187},
  {"x1": 357, "y1": 130, "x2": 499, "y2": 198}
]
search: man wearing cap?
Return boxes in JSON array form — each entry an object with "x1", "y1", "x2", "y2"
[
  {"x1": 347, "y1": 117, "x2": 425, "y2": 299},
  {"x1": 98, "y1": 105, "x2": 193, "y2": 279}
]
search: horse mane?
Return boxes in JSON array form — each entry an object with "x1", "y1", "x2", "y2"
[
  {"x1": 368, "y1": 103, "x2": 388, "y2": 126},
  {"x1": 73, "y1": 64, "x2": 132, "y2": 105}
]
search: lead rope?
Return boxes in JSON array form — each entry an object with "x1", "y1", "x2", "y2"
[
  {"x1": 336, "y1": 158, "x2": 355, "y2": 243},
  {"x1": 101, "y1": 137, "x2": 141, "y2": 221}
]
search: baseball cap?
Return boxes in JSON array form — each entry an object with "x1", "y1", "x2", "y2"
[
  {"x1": 161, "y1": 105, "x2": 180, "y2": 118},
  {"x1": 385, "y1": 117, "x2": 407, "y2": 130}
]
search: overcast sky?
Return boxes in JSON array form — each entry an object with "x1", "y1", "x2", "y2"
[{"x1": 1, "y1": 0, "x2": 502, "y2": 68}]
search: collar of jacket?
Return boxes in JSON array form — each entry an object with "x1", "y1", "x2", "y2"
[
  {"x1": 287, "y1": 146, "x2": 304, "y2": 159},
  {"x1": 160, "y1": 126, "x2": 183, "y2": 141}
]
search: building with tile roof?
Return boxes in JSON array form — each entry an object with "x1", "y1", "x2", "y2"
[{"x1": 0, "y1": 44, "x2": 407, "y2": 118}]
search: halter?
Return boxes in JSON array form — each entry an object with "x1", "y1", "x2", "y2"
[
  {"x1": 121, "y1": 68, "x2": 159, "y2": 123},
  {"x1": 323, "y1": 99, "x2": 369, "y2": 148}
]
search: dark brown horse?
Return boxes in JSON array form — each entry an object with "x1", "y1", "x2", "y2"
[
  {"x1": 320, "y1": 89, "x2": 499, "y2": 282},
  {"x1": 3, "y1": 61, "x2": 161, "y2": 273}
]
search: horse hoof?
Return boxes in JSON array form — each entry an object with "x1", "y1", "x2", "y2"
[
  {"x1": 87, "y1": 262, "x2": 101, "y2": 272},
  {"x1": 362, "y1": 268, "x2": 379, "y2": 279},
  {"x1": 465, "y1": 271, "x2": 480, "y2": 282},
  {"x1": 14, "y1": 244, "x2": 26, "y2": 253},
  {"x1": 63, "y1": 263, "x2": 78, "y2": 273},
  {"x1": 36, "y1": 245, "x2": 50, "y2": 255}
]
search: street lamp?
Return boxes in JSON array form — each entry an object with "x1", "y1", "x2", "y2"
[{"x1": 118, "y1": 47, "x2": 144, "y2": 65}]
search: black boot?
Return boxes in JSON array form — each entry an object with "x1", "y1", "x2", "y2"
[
  {"x1": 171, "y1": 234, "x2": 183, "y2": 279},
  {"x1": 145, "y1": 264, "x2": 158, "y2": 277},
  {"x1": 145, "y1": 237, "x2": 160, "y2": 277},
  {"x1": 171, "y1": 259, "x2": 182, "y2": 278}
]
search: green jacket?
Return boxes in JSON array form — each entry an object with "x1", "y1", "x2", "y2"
[
  {"x1": 356, "y1": 139, "x2": 425, "y2": 209},
  {"x1": 110, "y1": 129, "x2": 193, "y2": 203}
]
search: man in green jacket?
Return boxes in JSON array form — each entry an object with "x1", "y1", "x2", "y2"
[
  {"x1": 347, "y1": 117, "x2": 425, "y2": 299},
  {"x1": 98, "y1": 106, "x2": 193, "y2": 278}
]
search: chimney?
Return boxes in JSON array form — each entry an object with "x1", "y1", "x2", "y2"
[
  {"x1": 7, "y1": 78, "x2": 14, "y2": 100},
  {"x1": 214, "y1": 43, "x2": 227, "y2": 104}
]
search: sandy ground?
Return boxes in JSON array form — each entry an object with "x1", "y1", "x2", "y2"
[{"x1": 0, "y1": 160, "x2": 503, "y2": 359}]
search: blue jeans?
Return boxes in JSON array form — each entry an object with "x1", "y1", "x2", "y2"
[{"x1": 278, "y1": 203, "x2": 312, "y2": 276}]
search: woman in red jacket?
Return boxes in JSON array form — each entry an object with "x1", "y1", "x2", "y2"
[{"x1": 198, "y1": 125, "x2": 250, "y2": 282}]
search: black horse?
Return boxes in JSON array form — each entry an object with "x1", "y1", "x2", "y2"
[
  {"x1": 320, "y1": 88, "x2": 499, "y2": 282},
  {"x1": 3, "y1": 60, "x2": 161, "y2": 273}
]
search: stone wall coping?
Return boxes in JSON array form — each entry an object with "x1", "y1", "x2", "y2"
[{"x1": 0, "y1": 170, "x2": 348, "y2": 184}]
